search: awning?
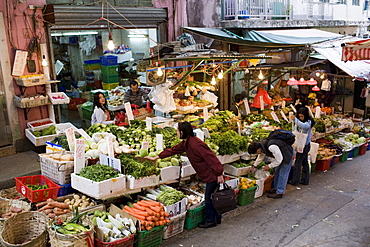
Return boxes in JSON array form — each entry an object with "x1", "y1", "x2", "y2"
[
  {"x1": 313, "y1": 38, "x2": 370, "y2": 80},
  {"x1": 342, "y1": 39, "x2": 370, "y2": 62},
  {"x1": 182, "y1": 27, "x2": 343, "y2": 48},
  {"x1": 43, "y1": 4, "x2": 167, "y2": 30}
]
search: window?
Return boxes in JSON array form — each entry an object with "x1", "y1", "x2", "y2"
[
  {"x1": 352, "y1": 0, "x2": 359, "y2": 5},
  {"x1": 334, "y1": 0, "x2": 346, "y2": 4}
]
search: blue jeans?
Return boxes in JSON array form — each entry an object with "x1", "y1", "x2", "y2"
[
  {"x1": 205, "y1": 181, "x2": 221, "y2": 223},
  {"x1": 65, "y1": 90, "x2": 80, "y2": 99},
  {"x1": 273, "y1": 155, "x2": 294, "y2": 195},
  {"x1": 291, "y1": 143, "x2": 311, "y2": 185}
]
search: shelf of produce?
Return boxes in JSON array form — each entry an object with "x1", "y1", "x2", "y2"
[
  {"x1": 27, "y1": 118, "x2": 55, "y2": 131},
  {"x1": 25, "y1": 123, "x2": 77, "y2": 146},
  {"x1": 48, "y1": 92, "x2": 70, "y2": 104}
]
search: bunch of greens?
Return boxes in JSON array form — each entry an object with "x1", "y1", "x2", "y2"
[
  {"x1": 231, "y1": 161, "x2": 251, "y2": 168},
  {"x1": 86, "y1": 123, "x2": 123, "y2": 137},
  {"x1": 156, "y1": 185, "x2": 186, "y2": 205},
  {"x1": 268, "y1": 120, "x2": 292, "y2": 131},
  {"x1": 117, "y1": 154, "x2": 160, "y2": 178},
  {"x1": 245, "y1": 113, "x2": 267, "y2": 123},
  {"x1": 209, "y1": 130, "x2": 248, "y2": 155},
  {"x1": 78, "y1": 164, "x2": 120, "y2": 182},
  {"x1": 313, "y1": 119, "x2": 326, "y2": 133},
  {"x1": 200, "y1": 110, "x2": 240, "y2": 133},
  {"x1": 244, "y1": 127, "x2": 271, "y2": 143}
]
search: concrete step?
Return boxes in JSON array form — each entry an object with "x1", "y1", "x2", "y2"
[{"x1": 0, "y1": 150, "x2": 40, "y2": 189}]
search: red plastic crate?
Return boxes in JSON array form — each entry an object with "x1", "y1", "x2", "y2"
[
  {"x1": 95, "y1": 234, "x2": 134, "y2": 247},
  {"x1": 359, "y1": 143, "x2": 368, "y2": 155},
  {"x1": 68, "y1": 98, "x2": 87, "y2": 111},
  {"x1": 15, "y1": 175, "x2": 60, "y2": 203},
  {"x1": 316, "y1": 158, "x2": 332, "y2": 171}
]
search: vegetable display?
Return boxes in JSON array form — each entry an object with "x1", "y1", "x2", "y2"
[
  {"x1": 77, "y1": 164, "x2": 120, "y2": 182},
  {"x1": 51, "y1": 207, "x2": 90, "y2": 235},
  {"x1": 208, "y1": 130, "x2": 248, "y2": 155},
  {"x1": 118, "y1": 154, "x2": 160, "y2": 178}
]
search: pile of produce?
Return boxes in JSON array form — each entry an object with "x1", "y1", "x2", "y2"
[
  {"x1": 317, "y1": 146, "x2": 337, "y2": 160},
  {"x1": 32, "y1": 125, "x2": 56, "y2": 137},
  {"x1": 239, "y1": 177, "x2": 256, "y2": 189},
  {"x1": 36, "y1": 198, "x2": 73, "y2": 218},
  {"x1": 145, "y1": 185, "x2": 186, "y2": 206},
  {"x1": 186, "y1": 194, "x2": 204, "y2": 208},
  {"x1": 122, "y1": 200, "x2": 170, "y2": 231},
  {"x1": 230, "y1": 161, "x2": 251, "y2": 168},
  {"x1": 1, "y1": 207, "x2": 26, "y2": 219},
  {"x1": 93, "y1": 210, "x2": 136, "y2": 242},
  {"x1": 41, "y1": 152, "x2": 74, "y2": 161},
  {"x1": 245, "y1": 113, "x2": 267, "y2": 123},
  {"x1": 200, "y1": 111, "x2": 240, "y2": 133},
  {"x1": 77, "y1": 164, "x2": 120, "y2": 182},
  {"x1": 209, "y1": 130, "x2": 248, "y2": 155},
  {"x1": 50, "y1": 208, "x2": 90, "y2": 234},
  {"x1": 118, "y1": 154, "x2": 160, "y2": 178}
]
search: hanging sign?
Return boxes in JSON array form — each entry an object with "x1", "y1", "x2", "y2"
[
  {"x1": 145, "y1": 117, "x2": 152, "y2": 131},
  {"x1": 315, "y1": 107, "x2": 321, "y2": 119},
  {"x1": 125, "y1": 102, "x2": 134, "y2": 121},
  {"x1": 12, "y1": 50, "x2": 28, "y2": 76},
  {"x1": 203, "y1": 108, "x2": 209, "y2": 122},
  {"x1": 290, "y1": 104, "x2": 297, "y2": 113},
  {"x1": 280, "y1": 110, "x2": 289, "y2": 122},
  {"x1": 65, "y1": 127, "x2": 76, "y2": 152},
  {"x1": 156, "y1": 134, "x2": 163, "y2": 151},
  {"x1": 141, "y1": 141, "x2": 149, "y2": 150},
  {"x1": 74, "y1": 139, "x2": 86, "y2": 174},
  {"x1": 237, "y1": 122, "x2": 241, "y2": 135},
  {"x1": 99, "y1": 154, "x2": 122, "y2": 172},
  {"x1": 289, "y1": 112, "x2": 294, "y2": 122},
  {"x1": 244, "y1": 99, "x2": 251, "y2": 115},
  {"x1": 271, "y1": 112, "x2": 280, "y2": 122},
  {"x1": 260, "y1": 96, "x2": 264, "y2": 111},
  {"x1": 308, "y1": 107, "x2": 314, "y2": 118}
]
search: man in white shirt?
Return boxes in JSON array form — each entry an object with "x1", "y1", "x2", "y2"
[{"x1": 248, "y1": 137, "x2": 294, "y2": 199}]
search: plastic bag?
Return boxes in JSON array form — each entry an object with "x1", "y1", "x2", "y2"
[
  {"x1": 251, "y1": 88, "x2": 271, "y2": 109},
  {"x1": 150, "y1": 82, "x2": 176, "y2": 113},
  {"x1": 255, "y1": 170, "x2": 271, "y2": 181},
  {"x1": 200, "y1": 91, "x2": 218, "y2": 107},
  {"x1": 309, "y1": 142, "x2": 319, "y2": 163},
  {"x1": 292, "y1": 130, "x2": 308, "y2": 153}
]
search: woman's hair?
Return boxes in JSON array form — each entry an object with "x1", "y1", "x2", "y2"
[
  {"x1": 247, "y1": 142, "x2": 262, "y2": 154},
  {"x1": 93, "y1": 92, "x2": 107, "y2": 110},
  {"x1": 178, "y1": 122, "x2": 195, "y2": 139},
  {"x1": 297, "y1": 106, "x2": 315, "y2": 127},
  {"x1": 234, "y1": 94, "x2": 243, "y2": 104}
]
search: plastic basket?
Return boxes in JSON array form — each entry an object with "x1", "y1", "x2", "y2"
[
  {"x1": 237, "y1": 185, "x2": 257, "y2": 206},
  {"x1": 310, "y1": 162, "x2": 316, "y2": 173},
  {"x1": 352, "y1": 146, "x2": 360, "y2": 157},
  {"x1": 359, "y1": 143, "x2": 368, "y2": 155},
  {"x1": 84, "y1": 63, "x2": 101, "y2": 71},
  {"x1": 14, "y1": 175, "x2": 60, "y2": 203},
  {"x1": 163, "y1": 211, "x2": 186, "y2": 239},
  {"x1": 184, "y1": 204, "x2": 205, "y2": 230},
  {"x1": 134, "y1": 225, "x2": 164, "y2": 247},
  {"x1": 82, "y1": 104, "x2": 94, "y2": 120},
  {"x1": 95, "y1": 234, "x2": 135, "y2": 247},
  {"x1": 39, "y1": 152, "x2": 75, "y2": 185},
  {"x1": 348, "y1": 149, "x2": 355, "y2": 158},
  {"x1": 263, "y1": 175, "x2": 274, "y2": 194},
  {"x1": 340, "y1": 151, "x2": 349, "y2": 162},
  {"x1": 316, "y1": 158, "x2": 332, "y2": 171},
  {"x1": 57, "y1": 183, "x2": 74, "y2": 197},
  {"x1": 84, "y1": 59, "x2": 101, "y2": 64},
  {"x1": 100, "y1": 55, "x2": 118, "y2": 66},
  {"x1": 101, "y1": 65, "x2": 119, "y2": 75},
  {"x1": 102, "y1": 82, "x2": 119, "y2": 90},
  {"x1": 68, "y1": 98, "x2": 87, "y2": 111},
  {"x1": 102, "y1": 74, "x2": 119, "y2": 84}
]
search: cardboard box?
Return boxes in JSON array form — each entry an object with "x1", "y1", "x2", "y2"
[
  {"x1": 164, "y1": 197, "x2": 188, "y2": 218},
  {"x1": 160, "y1": 166, "x2": 181, "y2": 183},
  {"x1": 126, "y1": 175, "x2": 160, "y2": 190}
]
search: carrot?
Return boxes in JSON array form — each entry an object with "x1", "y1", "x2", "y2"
[
  {"x1": 44, "y1": 209, "x2": 53, "y2": 214},
  {"x1": 163, "y1": 212, "x2": 169, "y2": 217},
  {"x1": 136, "y1": 200, "x2": 152, "y2": 207},
  {"x1": 48, "y1": 213, "x2": 56, "y2": 218},
  {"x1": 154, "y1": 221, "x2": 160, "y2": 226},
  {"x1": 149, "y1": 206, "x2": 162, "y2": 213},
  {"x1": 130, "y1": 208, "x2": 149, "y2": 216},
  {"x1": 36, "y1": 201, "x2": 49, "y2": 208},
  {"x1": 157, "y1": 220, "x2": 166, "y2": 226},
  {"x1": 160, "y1": 216, "x2": 164, "y2": 221},
  {"x1": 54, "y1": 211, "x2": 66, "y2": 216},
  {"x1": 37, "y1": 205, "x2": 53, "y2": 212},
  {"x1": 146, "y1": 216, "x2": 156, "y2": 221},
  {"x1": 48, "y1": 202, "x2": 69, "y2": 209},
  {"x1": 146, "y1": 226, "x2": 153, "y2": 231},
  {"x1": 143, "y1": 207, "x2": 155, "y2": 216},
  {"x1": 53, "y1": 207, "x2": 64, "y2": 213},
  {"x1": 147, "y1": 200, "x2": 161, "y2": 206},
  {"x1": 123, "y1": 209, "x2": 146, "y2": 221},
  {"x1": 133, "y1": 203, "x2": 146, "y2": 211},
  {"x1": 165, "y1": 219, "x2": 170, "y2": 224}
]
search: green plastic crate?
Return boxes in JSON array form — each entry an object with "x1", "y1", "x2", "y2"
[
  {"x1": 238, "y1": 185, "x2": 257, "y2": 206},
  {"x1": 135, "y1": 225, "x2": 164, "y2": 247},
  {"x1": 102, "y1": 74, "x2": 119, "y2": 83},
  {"x1": 184, "y1": 204, "x2": 205, "y2": 230},
  {"x1": 82, "y1": 105, "x2": 93, "y2": 120},
  {"x1": 353, "y1": 146, "x2": 360, "y2": 157},
  {"x1": 340, "y1": 151, "x2": 349, "y2": 162},
  {"x1": 101, "y1": 65, "x2": 118, "y2": 75}
]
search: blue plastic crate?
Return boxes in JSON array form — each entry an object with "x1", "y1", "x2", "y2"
[
  {"x1": 100, "y1": 55, "x2": 118, "y2": 66},
  {"x1": 84, "y1": 59, "x2": 101, "y2": 64},
  {"x1": 57, "y1": 183, "x2": 74, "y2": 197}
]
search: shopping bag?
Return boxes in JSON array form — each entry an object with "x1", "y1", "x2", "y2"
[
  {"x1": 211, "y1": 183, "x2": 237, "y2": 214},
  {"x1": 292, "y1": 130, "x2": 308, "y2": 153},
  {"x1": 309, "y1": 142, "x2": 319, "y2": 163}
]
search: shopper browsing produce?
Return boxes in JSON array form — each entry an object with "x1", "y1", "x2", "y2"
[
  {"x1": 91, "y1": 92, "x2": 114, "y2": 125},
  {"x1": 123, "y1": 79, "x2": 149, "y2": 107},
  {"x1": 145, "y1": 122, "x2": 224, "y2": 228},
  {"x1": 289, "y1": 106, "x2": 315, "y2": 186},
  {"x1": 248, "y1": 131, "x2": 294, "y2": 199}
]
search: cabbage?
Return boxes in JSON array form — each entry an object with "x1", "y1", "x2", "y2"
[{"x1": 139, "y1": 148, "x2": 148, "y2": 157}]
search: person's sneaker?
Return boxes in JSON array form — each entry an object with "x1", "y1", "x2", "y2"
[
  {"x1": 217, "y1": 218, "x2": 221, "y2": 224},
  {"x1": 267, "y1": 193, "x2": 283, "y2": 199},
  {"x1": 267, "y1": 189, "x2": 277, "y2": 194},
  {"x1": 198, "y1": 221, "x2": 217, "y2": 228}
]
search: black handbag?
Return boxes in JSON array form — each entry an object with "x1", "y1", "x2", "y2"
[{"x1": 211, "y1": 183, "x2": 237, "y2": 214}]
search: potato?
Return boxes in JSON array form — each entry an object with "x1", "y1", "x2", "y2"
[
  {"x1": 73, "y1": 195, "x2": 80, "y2": 200},
  {"x1": 64, "y1": 199, "x2": 70, "y2": 204},
  {"x1": 70, "y1": 199, "x2": 75, "y2": 205},
  {"x1": 81, "y1": 195, "x2": 86, "y2": 200},
  {"x1": 89, "y1": 202, "x2": 94, "y2": 206}
]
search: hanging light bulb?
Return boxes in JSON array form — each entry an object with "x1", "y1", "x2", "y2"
[
  {"x1": 107, "y1": 32, "x2": 115, "y2": 51},
  {"x1": 211, "y1": 76, "x2": 216, "y2": 85},
  {"x1": 244, "y1": 68, "x2": 249, "y2": 74},
  {"x1": 41, "y1": 55, "x2": 48, "y2": 67},
  {"x1": 316, "y1": 72, "x2": 321, "y2": 77},
  {"x1": 218, "y1": 70, "x2": 224, "y2": 79},
  {"x1": 258, "y1": 70, "x2": 264, "y2": 80},
  {"x1": 320, "y1": 74, "x2": 325, "y2": 79},
  {"x1": 287, "y1": 77, "x2": 298, "y2": 85},
  {"x1": 306, "y1": 78, "x2": 318, "y2": 85},
  {"x1": 157, "y1": 67, "x2": 163, "y2": 76},
  {"x1": 262, "y1": 80, "x2": 268, "y2": 85},
  {"x1": 298, "y1": 77, "x2": 307, "y2": 85},
  {"x1": 312, "y1": 85, "x2": 320, "y2": 91}
]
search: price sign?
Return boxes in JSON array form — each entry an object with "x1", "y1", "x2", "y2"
[
  {"x1": 141, "y1": 141, "x2": 149, "y2": 150},
  {"x1": 12, "y1": 50, "x2": 28, "y2": 76},
  {"x1": 315, "y1": 106, "x2": 321, "y2": 119},
  {"x1": 308, "y1": 107, "x2": 314, "y2": 117},
  {"x1": 74, "y1": 139, "x2": 85, "y2": 173},
  {"x1": 203, "y1": 108, "x2": 209, "y2": 122},
  {"x1": 290, "y1": 104, "x2": 297, "y2": 113},
  {"x1": 202, "y1": 128, "x2": 210, "y2": 138},
  {"x1": 76, "y1": 129, "x2": 93, "y2": 142},
  {"x1": 125, "y1": 102, "x2": 134, "y2": 122},
  {"x1": 106, "y1": 137, "x2": 114, "y2": 158},
  {"x1": 65, "y1": 127, "x2": 76, "y2": 152},
  {"x1": 280, "y1": 110, "x2": 289, "y2": 122},
  {"x1": 282, "y1": 100, "x2": 286, "y2": 108},
  {"x1": 271, "y1": 112, "x2": 280, "y2": 122},
  {"x1": 145, "y1": 117, "x2": 152, "y2": 131},
  {"x1": 99, "y1": 154, "x2": 122, "y2": 172},
  {"x1": 156, "y1": 134, "x2": 163, "y2": 151},
  {"x1": 289, "y1": 112, "x2": 294, "y2": 122},
  {"x1": 244, "y1": 99, "x2": 251, "y2": 115},
  {"x1": 260, "y1": 96, "x2": 264, "y2": 110}
]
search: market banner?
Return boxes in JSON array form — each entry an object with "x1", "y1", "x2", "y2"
[{"x1": 342, "y1": 39, "x2": 370, "y2": 62}]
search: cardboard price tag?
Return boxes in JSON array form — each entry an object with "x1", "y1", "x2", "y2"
[
  {"x1": 280, "y1": 110, "x2": 289, "y2": 122},
  {"x1": 106, "y1": 137, "x2": 114, "y2": 158},
  {"x1": 76, "y1": 129, "x2": 93, "y2": 142},
  {"x1": 244, "y1": 99, "x2": 251, "y2": 115},
  {"x1": 282, "y1": 100, "x2": 286, "y2": 108},
  {"x1": 74, "y1": 139, "x2": 85, "y2": 174},
  {"x1": 125, "y1": 102, "x2": 134, "y2": 121},
  {"x1": 99, "y1": 154, "x2": 122, "y2": 172},
  {"x1": 271, "y1": 111, "x2": 280, "y2": 122},
  {"x1": 315, "y1": 107, "x2": 321, "y2": 119},
  {"x1": 308, "y1": 107, "x2": 314, "y2": 117},
  {"x1": 141, "y1": 141, "x2": 149, "y2": 150},
  {"x1": 145, "y1": 117, "x2": 152, "y2": 131},
  {"x1": 65, "y1": 127, "x2": 76, "y2": 152},
  {"x1": 290, "y1": 104, "x2": 297, "y2": 113},
  {"x1": 156, "y1": 134, "x2": 163, "y2": 151},
  {"x1": 237, "y1": 122, "x2": 241, "y2": 135},
  {"x1": 203, "y1": 108, "x2": 209, "y2": 122}
]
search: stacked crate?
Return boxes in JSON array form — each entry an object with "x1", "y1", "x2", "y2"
[
  {"x1": 84, "y1": 59, "x2": 101, "y2": 90},
  {"x1": 100, "y1": 55, "x2": 119, "y2": 90}
]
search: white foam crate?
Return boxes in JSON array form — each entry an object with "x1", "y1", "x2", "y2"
[
  {"x1": 164, "y1": 197, "x2": 188, "y2": 217},
  {"x1": 223, "y1": 164, "x2": 252, "y2": 177},
  {"x1": 25, "y1": 123, "x2": 78, "y2": 146},
  {"x1": 126, "y1": 175, "x2": 160, "y2": 190},
  {"x1": 27, "y1": 118, "x2": 55, "y2": 132},
  {"x1": 48, "y1": 92, "x2": 70, "y2": 104},
  {"x1": 181, "y1": 165, "x2": 196, "y2": 177},
  {"x1": 160, "y1": 166, "x2": 181, "y2": 183},
  {"x1": 217, "y1": 153, "x2": 240, "y2": 164},
  {"x1": 71, "y1": 173, "x2": 126, "y2": 200}
]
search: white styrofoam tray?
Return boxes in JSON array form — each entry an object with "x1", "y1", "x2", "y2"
[
  {"x1": 223, "y1": 164, "x2": 252, "y2": 177},
  {"x1": 25, "y1": 123, "x2": 78, "y2": 146},
  {"x1": 48, "y1": 92, "x2": 70, "y2": 104},
  {"x1": 71, "y1": 173, "x2": 126, "y2": 200},
  {"x1": 160, "y1": 166, "x2": 181, "y2": 182},
  {"x1": 126, "y1": 175, "x2": 160, "y2": 190},
  {"x1": 27, "y1": 118, "x2": 55, "y2": 132}
]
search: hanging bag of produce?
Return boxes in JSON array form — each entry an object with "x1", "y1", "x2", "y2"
[
  {"x1": 292, "y1": 123, "x2": 308, "y2": 153},
  {"x1": 211, "y1": 183, "x2": 237, "y2": 214}
]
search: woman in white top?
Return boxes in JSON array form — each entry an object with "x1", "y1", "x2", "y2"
[{"x1": 91, "y1": 92, "x2": 114, "y2": 125}]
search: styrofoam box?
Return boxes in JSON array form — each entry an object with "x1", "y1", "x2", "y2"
[
  {"x1": 160, "y1": 166, "x2": 181, "y2": 182},
  {"x1": 223, "y1": 164, "x2": 252, "y2": 177},
  {"x1": 225, "y1": 177, "x2": 239, "y2": 189},
  {"x1": 71, "y1": 173, "x2": 126, "y2": 200},
  {"x1": 217, "y1": 153, "x2": 240, "y2": 164},
  {"x1": 27, "y1": 118, "x2": 55, "y2": 132},
  {"x1": 254, "y1": 179, "x2": 264, "y2": 198},
  {"x1": 126, "y1": 175, "x2": 160, "y2": 190},
  {"x1": 25, "y1": 123, "x2": 78, "y2": 146},
  {"x1": 108, "y1": 104, "x2": 125, "y2": 111},
  {"x1": 48, "y1": 92, "x2": 70, "y2": 104},
  {"x1": 163, "y1": 211, "x2": 186, "y2": 239},
  {"x1": 164, "y1": 197, "x2": 188, "y2": 217},
  {"x1": 240, "y1": 152, "x2": 258, "y2": 161},
  {"x1": 181, "y1": 165, "x2": 196, "y2": 177}
]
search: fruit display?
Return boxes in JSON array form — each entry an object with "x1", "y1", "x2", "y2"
[
  {"x1": 239, "y1": 177, "x2": 256, "y2": 189},
  {"x1": 32, "y1": 125, "x2": 56, "y2": 137}
]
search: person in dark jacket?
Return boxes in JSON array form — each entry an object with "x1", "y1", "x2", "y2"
[
  {"x1": 58, "y1": 72, "x2": 80, "y2": 98},
  {"x1": 145, "y1": 122, "x2": 224, "y2": 228},
  {"x1": 248, "y1": 136, "x2": 294, "y2": 199}
]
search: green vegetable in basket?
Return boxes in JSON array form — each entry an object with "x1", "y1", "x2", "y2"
[{"x1": 27, "y1": 184, "x2": 48, "y2": 190}]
